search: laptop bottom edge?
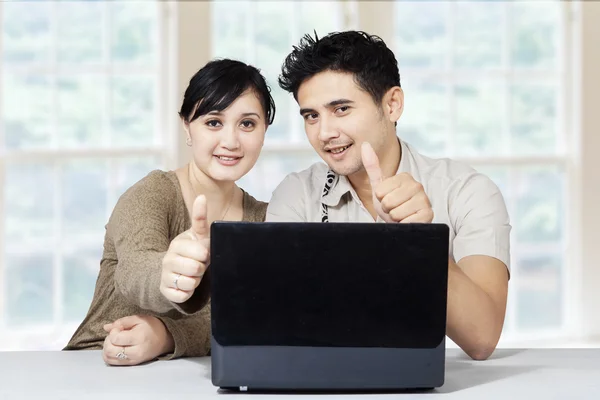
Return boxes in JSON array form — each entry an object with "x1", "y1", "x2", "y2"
[{"x1": 210, "y1": 337, "x2": 445, "y2": 391}]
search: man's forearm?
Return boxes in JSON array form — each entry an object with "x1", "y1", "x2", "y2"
[{"x1": 445, "y1": 259, "x2": 505, "y2": 360}]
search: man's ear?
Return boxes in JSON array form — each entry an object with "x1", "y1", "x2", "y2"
[{"x1": 383, "y1": 86, "x2": 404, "y2": 123}]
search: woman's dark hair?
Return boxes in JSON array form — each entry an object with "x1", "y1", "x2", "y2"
[
  {"x1": 278, "y1": 31, "x2": 400, "y2": 104},
  {"x1": 179, "y1": 59, "x2": 276, "y2": 125}
]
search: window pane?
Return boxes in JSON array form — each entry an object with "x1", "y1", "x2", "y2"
[
  {"x1": 63, "y1": 246, "x2": 102, "y2": 323},
  {"x1": 62, "y1": 160, "x2": 108, "y2": 240},
  {"x1": 255, "y1": 1, "x2": 292, "y2": 74},
  {"x1": 2, "y1": 2, "x2": 51, "y2": 64},
  {"x1": 110, "y1": 1, "x2": 158, "y2": 64},
  {"x1": 4, "y1": 163, "x2": 55, "y2": 247},
  {"x1": 237, "y1": 152, "x2": 322, "y2": 202},
  {"x1": 114, "y1": 156, "x2": 162, "y2": 199},
  {"x1": 57, "y1": 75, "x2": 105, "y2": 147},
  {"x1": 516, "y1": 253, "x2": 562, "y2": 330},
  {"x1": 57, "y1": 1, "x2": 103, "y2": 64},
  {"x1": 110, "y1": 75, "x2": 155, "y2": 147},
  {"x1": 211, "y1": 1, "x2": 250, "y2": 62},
  {"x1": 510, "y1": 84, "x2": 557, "y2": 156},
  {"x1": 513, "y1": 166, "x2": 564, "y2": 244},
  {"x1": 454, "y1": 2, "x2": 503, "y2": 69},
  {"x1": 2, "y1": 73, "x2": 53, "y2": 149},
  {"x1": 510, "y1": 2, "x2": 559, "y2": 69},
  {"x1": 454, "y1": 82, "x2": 505, "y2": 156},
  {"x1": 5, "y1": 253, "x2": 54, "y2": 327},
  {"x1": 299, "y1": 1, "x2": 341, "y2": 37},
  {"x1": 398, "y1": 79, "x2": 447, "y2": 157},
  {"x1": 474, "y1": 166, "x2": 509, "y2": 202},
  {"x1": 394, "y1": 1, "x2": 448, "y2": 69}
]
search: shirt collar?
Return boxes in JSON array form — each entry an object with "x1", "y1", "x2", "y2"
[{"x1": 321, "y1": 137, "x2": 408, "y2": 207}]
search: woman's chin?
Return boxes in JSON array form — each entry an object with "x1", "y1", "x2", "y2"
[{"x1": 208, "y1": 166, "x2": 250, "y2": 183}]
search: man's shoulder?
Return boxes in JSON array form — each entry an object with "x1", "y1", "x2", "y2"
[
  {"x1": 277, "y1": 161, "x2": 330, "y2": 191},
  {"x1": 406, "y1": 144, "x2": 474, "y2": 180}
]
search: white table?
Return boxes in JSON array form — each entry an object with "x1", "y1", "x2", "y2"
[{"x1": 1, "y1": 349, "x2": 599, "y2": 399}]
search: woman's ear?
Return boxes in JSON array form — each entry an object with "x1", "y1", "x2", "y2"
[
  {"x1": 384, "y1": 87, "x2": 404, "y2": 123},
  {"x1": 182, "y1": 119, "x2": 192, "y2": 146}
]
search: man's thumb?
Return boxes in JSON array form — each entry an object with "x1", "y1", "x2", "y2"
[
  {"x1": 191, "y1": 195, "x2": 209, "y2": 240},
  {"x1": 361, "y1": 142, "x2": 383, "y2": 190}
]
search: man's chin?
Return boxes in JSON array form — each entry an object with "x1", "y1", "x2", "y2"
[{"x1": 326, "y1": 162, "x2": 362, "y2": 177}]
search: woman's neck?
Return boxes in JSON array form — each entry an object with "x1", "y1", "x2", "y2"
[{"x1": 185, "y1": 162, "x2": 238, "y2": 222}]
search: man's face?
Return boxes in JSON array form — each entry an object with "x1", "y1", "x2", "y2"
[{"x1": 296, "y1": 70, "x2": 392, "y2": 177}]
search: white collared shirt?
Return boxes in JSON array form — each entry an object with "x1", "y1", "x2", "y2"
[{"x1": 266, "y1": 139, "x2": 511, "y2": 270}]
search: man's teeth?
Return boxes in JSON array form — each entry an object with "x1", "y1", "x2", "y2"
[
  {"x1": 331, "y1": 145, "x2": 350, "y2": 154},
  {"x1": 218, "y1": 156, "x2": 237, "y2": 161}
]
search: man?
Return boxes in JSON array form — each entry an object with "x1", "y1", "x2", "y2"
[{"x1": 267, "y1": 31, "x2": 511, "y2": 361}]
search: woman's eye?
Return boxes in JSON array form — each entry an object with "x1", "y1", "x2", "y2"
[
  {"x1": 240, "y1": 120, "x2": 255, "y2": 128},
  {"x1": 206, "y1": 120, "x2": 222, "y2": 128}
]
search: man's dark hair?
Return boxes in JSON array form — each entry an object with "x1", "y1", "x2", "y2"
[
  {"x1": 180, "y1": 58, "x2": 276, "y2": 125},
  {"x1": 278, "y1": 31, "x2": 401, "y2": 104}
]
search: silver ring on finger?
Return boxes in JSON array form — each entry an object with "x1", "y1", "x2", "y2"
[
  {"x1": 116, "y1": 347, "x2": 128, "y2": 360},
  {"x1": 174, "y1": 273, "x2": 182, "y2": 290}
]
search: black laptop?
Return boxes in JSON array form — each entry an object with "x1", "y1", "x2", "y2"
[{"x1": 209, "y1": 222, "x2": 449, "y2": 392}]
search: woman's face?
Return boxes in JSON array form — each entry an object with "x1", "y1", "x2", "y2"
[{"x1": 185, "y1": 90, "x2": 267, "y2": 182}]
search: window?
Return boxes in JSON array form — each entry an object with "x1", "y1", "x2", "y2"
[
  {"x1": 0, "y1": 0, "x2": 173, "y2": 350},
  {"x1": 392, "y1": 0, "x2": 570, "y2": 342}
]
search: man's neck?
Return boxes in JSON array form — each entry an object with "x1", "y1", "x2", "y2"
[{"x1": 349, "y1": 137, "x2": 401, "y2": 212}]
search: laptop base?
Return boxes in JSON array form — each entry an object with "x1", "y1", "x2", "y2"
[{"x1": 211, "y1": 337, "x2": 445, "y2": 391}]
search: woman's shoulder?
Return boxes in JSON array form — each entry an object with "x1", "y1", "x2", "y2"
[
  {"x1": 114, "y1": 169, "x2": 181, "y2": 214},
  {"x1": 124, "y1": 169, "x2": 179, "y2": 197},
  {"x1": 241, "y1": 189, "x2": 268, "y2": 222}
]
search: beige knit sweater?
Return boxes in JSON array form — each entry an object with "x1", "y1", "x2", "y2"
[{"x1": 64, "y1": 170, "x2": 267, "y2": 359}]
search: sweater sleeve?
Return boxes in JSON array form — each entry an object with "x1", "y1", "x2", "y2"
[
  {"x1": 109, "y1": 171, "x2": 180, "y2": 314},
  {"x1": 155, "y1": 303, "x2": 212, "y2": 360}
]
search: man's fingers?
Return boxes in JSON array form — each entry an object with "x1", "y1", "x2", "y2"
[
  {"x1": 399, "y1": 207, "x2": 434, "y2": 224},
  {"x1": 361, "y1": 142, "x2": 383, "y2": 190},
  {"x1": 379, "y1": 187, "x2": 415, "y2": 214},
  {"x1": 191, "y1": 195, "x2": 209, "y2": 240},
  {"x1": 387, "y1": 195, "x2": 433, "y2": 223}
]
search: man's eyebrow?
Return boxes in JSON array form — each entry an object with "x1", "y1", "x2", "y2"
[
  {"x1": 299, "y1": 99, "x2": 354, "y2": 116},
  {"x1": 326, "y1": 99, "x2": 354, "y2": 108},
  {"x1": 299, "y1": 107, "x2": 315, "y2": 116}
]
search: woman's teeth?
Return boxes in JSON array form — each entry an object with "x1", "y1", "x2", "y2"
[{"x1": 217, "y1": 156, "x2": 237, "y2": 161}]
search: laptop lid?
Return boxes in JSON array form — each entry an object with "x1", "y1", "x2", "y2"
[{"x1": 210, "y1": 222, "x2": 449, "y2": 350}]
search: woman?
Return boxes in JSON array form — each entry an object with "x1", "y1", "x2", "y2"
[{"x1": 64, "y1": 59, "x2": 275, "y2": 366}]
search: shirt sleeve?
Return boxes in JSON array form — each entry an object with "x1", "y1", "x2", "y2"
[
  {"x1": 449, "y1": 172, "x2": 512, "y2": 272},
  {"x1": 266, "y1": 173, "x2": 308, "y2": 222}
]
